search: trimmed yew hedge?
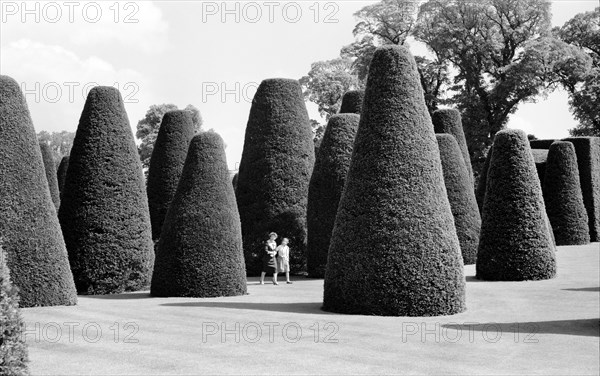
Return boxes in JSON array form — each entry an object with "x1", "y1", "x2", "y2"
[
  {"x1": 436, "y1": 134, "x2": 481, "y2": 265},
  {"x1": 58, "y1": 86, "x2": 154, "y2": 294},
  {"x1": 151, "y1": 132, "x2": 247, "y2": 297},
  {"x1": 39, "y1": 142, "x2": 60, "y2": 209},
  {"x1": 307, "y1": 113, "x2": 360, "y2": 278},
  {"x1": 476, "y1": 129, "x2": 556, "y2": 281},
  {"x1": 531, "y1": 149, "x2": 549, "y2": 186},
  {"x1": 475, "y1": 148, "x2": 492, "y2": 213},
  {"x1": 323, "y1": 46, "x2": 466, "y2": 316},
  {"x1": 236, "y1": 78, "x2": 315, "y2": 275},
  {"x1": 563, "y1": 137, "x2": 600, "y2": 242},
  {"x1": 0, "y1": 246, "x2": 29, "y2": 376},
  {"x1": 339, "y1": 90, "x2": 364, "y2": 114},
  {"x1": 146, "y1": 110, "x2": 195, "y2": 241},
  {"x1": 543, "y1": 141, "x2": 590, "y2": 245},
  {"x1": 530, "y1": 139, "x2": 556, "y2": 149},
  {"x1": 0, "y1": 75, "x2": 77, "y2": 307},
  {"x1": 57, "y1": 155, "x2": 69, "y2": 198},
  {"x1": 432, "y1": 108, "x2": 474, "y2": 182}
]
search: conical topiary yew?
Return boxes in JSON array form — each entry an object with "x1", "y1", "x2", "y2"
[
  {"x1": 543, "y1": 141, "x2": 590, "y2": 245},
  {"x1": 323, "y1": 45, "x2": 466, "y2": 316},
  {"x1": 307, "y1": 113, "x2": 360, "y2": 278},
  {"x1": 477, "y1": 129, "x2": 556, "y2": 281},
  {"x1": 432, "y1": 108, "x2": 474, "y2": 183},
  {"x1": 339, "y1": 90, "x2": 364, "y2": 114},
  {"x1": 0, "y1": 246, "x2": 29, "y2": 376},
  {"x1": 147, "y1": 110, "x2": 195, "y2": 241},
  {"x1": 436, "y1": 134, "x2": 481, "y2": 265},
  {"x1": 0, "y1": 75, "x2": 77, "y2": 307},
  {"x1": 530, "y1": 139, "x2": 556, "y2": 149},
  {"x1": 58, "y1": 86, "x2": 154, "y2": 295},
  {"x1": 57, "y1": 155, "x2": 69, "y2": 198},
  {"x1": 531, "y1": 149, "x2": 548, "y2": 186},
  {"x1": 151, "y1": 132, "x2": 247, "y2": 297},
  {"x1": 563, "y1": 137, "x2": 600, "y2": 242},
  {"x1": 232, "y1": 173, "x2": 238, "y2": 191},
  {"x1": 236, "y1": 78, "x2": 315, "y2": 275},
  {"x1": 475, "y1": 147, "x2": 492, "y2": 213},
  {"x1": 39, "y1": 142, "x2": 60, "y2": 209}
]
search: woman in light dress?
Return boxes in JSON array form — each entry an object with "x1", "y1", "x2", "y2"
[{"x1": 276, "y1": 238, "x2": 292, "y2": 284}]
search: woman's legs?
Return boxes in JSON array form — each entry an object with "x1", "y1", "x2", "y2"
[
  {"x1": 260, "y1": 272, "x2": 266, "y2": 284},
  {"x1": 285, "y1": 271, "x2": 291, "y2": 283},
  {"x1": 272, "y1": 273, "x2": 278, "y2": 285}
]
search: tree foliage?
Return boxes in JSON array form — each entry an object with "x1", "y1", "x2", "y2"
[
  {"x1": 0, "y1": 246, "x2": 29, "y2": 376},
  {"x1": 136, "y1": 104, "x2": 203, "y2": 169},
  {"x1": 554, "y1": 8, "x2": 600, "y2": 136},
  {"x1": 299, "y1": 58, "x2": 361, "y2": 122},
  {"x1": 414, "y1": 0, "x2": 591, "y2": 178},
  {"x1": 36, "y1": 130, "x2": 75, "y2": 164}
]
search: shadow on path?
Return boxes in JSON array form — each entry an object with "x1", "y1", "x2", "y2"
[
  {"x1": 161, "y1": 301, "x2": 332, "y2": 315},
  {"x1": 562, "y1": 287, "x2": 600, "y2": 292},
  {"x1": 84, "y1": 292, "x2": 151, "y2": 300},
  {"x1": 443, "y1": 318, "x2": 599, "y2": 337}
]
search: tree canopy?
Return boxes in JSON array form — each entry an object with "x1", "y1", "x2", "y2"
[
  {"x1": 136, "y1": 104, "x2": 203, "y2": 170},
  {"x1": 554, "y1": 7, "x2": 599, "y2": 136},
  {"x1": 302, "y1": 0, "x2": 594, "y2": 183}
]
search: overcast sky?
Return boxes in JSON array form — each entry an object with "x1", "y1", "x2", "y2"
[{"x1": 1, "y1": 1, "x2": 597, "y2": 169}]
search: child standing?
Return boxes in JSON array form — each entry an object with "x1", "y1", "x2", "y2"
[{"x1": 276, "y1": 238, "x2": 292, "y2": 284}]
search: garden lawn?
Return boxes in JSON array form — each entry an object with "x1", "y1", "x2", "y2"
[{"x1": 23, "y1": 243, "x2": 599, "y2": 375}]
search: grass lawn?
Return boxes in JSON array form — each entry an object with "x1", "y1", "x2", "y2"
[{"x1": 23, "y1": 243, "x2": 599, "y2": 375}]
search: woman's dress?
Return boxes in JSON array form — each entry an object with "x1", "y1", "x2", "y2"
[{"x1": 262, "y1": 241, "x2": 277, "y2": 273}]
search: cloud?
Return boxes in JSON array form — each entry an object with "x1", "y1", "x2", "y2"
[
  {"x1": 0, "y1": 39, "x2": 153, "y2": 135},
  {"x1": 1, "y1": 1, "x2": 168, "y2": 54}
]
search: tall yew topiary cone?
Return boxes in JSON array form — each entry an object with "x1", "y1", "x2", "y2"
[
  {"x1": 531, "y1": 149, "x2": 548, "y2": 186},
  {"x1": 307, "y1": 114, "x2": 359, "y2": 278},
  {"x1": 432, "y1": 108, "x2": 474, "y2": 183},
  {"x1": 477, "y1": 129, "x2": 556, "y2": 281},
  {"x1": 39, "y1": 142, "x2": 60, "y2": 208},
  {"x1": 232, "y1": 173, "x2": 238, "y2": 191},
  {"x1": 436, "y1": 134, "x2": 481, "y2": 264},
  {"x1": 236, "y1": 78, "x2": 315, "y2": 275},
  {"x1": 0, "y1": 75, "x2": 77, "y2": 307},
  {"x1": 543, "y1": 141, "x2": 590, "y2": 245},
  {"x1": 147, "y1": 110, "x2": 195, "y2": 241},
  {"x1": 563, "y1": 137, "x2": 600, "y2": 242},
  {"x1": 57, "y1": 155, "x2": 69, "y2": 197},
  {"x1": 339, "y1": 90, "x2": 364, "y2": 114},
  {"x1": 0, "y1": 246, "x2": 29, "y2": 376},
  {"x1": 151, "y1": 132, "x2": 247, "y2": 297},
  {"x1": 323, "y1": 46, "x2": 466, "y2": 316},
  {"x1": 475, "y1": 148, "x2": 492, "y2": 213},
  {"x1": 59, "y1": 86, "x2": 154, "y2": 295}
]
